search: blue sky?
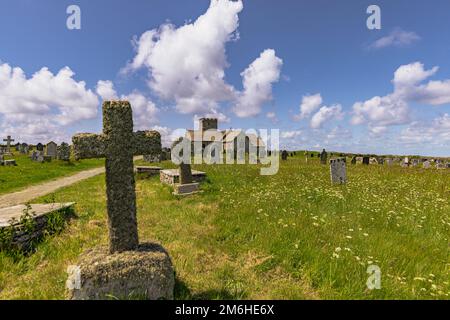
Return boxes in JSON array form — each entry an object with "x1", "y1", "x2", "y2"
[{"x1": 1, "y1": 0, "x2": 449, "y2": 156}]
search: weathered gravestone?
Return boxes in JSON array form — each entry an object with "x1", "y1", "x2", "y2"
[
  {"x1": 143, "y1": 153, "x2": 161, "y2": 163},
  {"x1": 330, "y1": 158, "x2": 347, "y2": 184},
  {"x1": 57, "y1": 142, "x2": 71, "y2": 161},
  {"x1": 320, "y1": 149, "x2": 328, "y2": 165},
  {"x1": 436, "y1": 163, "x2": 446, "y2": 169},
  {"x1": 173, "y1": 163, "x2": 199, "y2": 195},
  {"x1": 401, "y1": 157, "x2": 410, "y2": 168},
  {"x1": 378, "y1": 158, "x2": 384, "y2": 165},
  {"x1": 67, "y1": 101, "x2": 173, "y2": 300},
  {"x1": 385, "y1": 158, "x2": 393, "y2": 166},
  {"x1": 30, "y1": 150, "x2": 44, "y2": 162},
  {"x1": 350, "y1": 156, "x2": 357, "y2": 165},
  {"x1": 423, "y1": 161, "x2": 431, "y2": 169},
  {"x1": 3, "y1": 135, "x2": 14, "y2": 154},
  {"x1": 362, "y1": 156, "x2": 370, "y2": 165},
  {"x1": 46, "y1": 141, "x2": 57, "y2": 158},
  {"x1": 281, "y1": 150, "x2": 288, "y2": 161},
  {"x1": 36, "y1": 143, "x2": 44, "y2": 151},
  {"x1": 19, "y1": 143, "x2": 29, "y2": 154}
]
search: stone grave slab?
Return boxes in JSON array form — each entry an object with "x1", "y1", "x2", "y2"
[
  {"x1": 160, "y1": 169, "x2": 206, "y2": 185},
  {"x1": 135, "y1": 166, "x2": 162, "y2": 176},
  {"x1": 0, "y1": 202, "x2": 75, "y2": 228},
  {"x1": 3, "y1": 159, "x2": 17, "y2": 166},
  {"x1": 173, "y1": 182, "x2": 200, "y2": 195},
  {"x1": 0, "y1": 203, "x2": 75, "y2": 250}
]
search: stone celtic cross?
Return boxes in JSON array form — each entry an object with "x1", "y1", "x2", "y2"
[
  {"x1": 72, "y1": 101, "x2": 161, "y2": 253},
  {"x1": 3, "y1": 135, "x2": 14, "y2": 153}
]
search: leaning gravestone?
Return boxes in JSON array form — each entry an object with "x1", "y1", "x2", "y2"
[
  {"x1": 67, "y1": 101, "x2": 172, "y2": 300},
  {"x1": 320, "y1": 149, "x2": 328, "y2": 165},
  {"x1": 57, "y1": 142, "x2": 71, "y2": 161},
  {"x1": 330, "y1": 158, "x2": 347, "y2": 184}
]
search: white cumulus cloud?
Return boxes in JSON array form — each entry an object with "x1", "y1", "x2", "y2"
[
  {"x1": 0, "y1": 63, "x2": 98, "y2": 125},
  {"x1": 352, "y1": 62, "x2": 450, "y2": 129},
  {"x1": 310, "y1": 104, "x2": 344, "y2": 129},
  {"x1": 297, "y1": 93, "x2": 322, "y2": 119},
  {"x1": 123, "y1": 0, "x2": 243, "y2": 114},
  {"x1": 234, "y1": 49, "x2": 283, "y2": 118},
  {"x1": 369, "y1": 28, "x2": 420, "y2": 49},
  {"x1": 123, "y1": 0, "x2": 282, "y2": 118}
]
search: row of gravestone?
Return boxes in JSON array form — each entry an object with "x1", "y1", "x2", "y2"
[
  {"x1": 280, "y1": 148, "x2": 450, "y2": 169},
  {"x1": 30, "y1": 142, "x2": 71, "y2": 162}
]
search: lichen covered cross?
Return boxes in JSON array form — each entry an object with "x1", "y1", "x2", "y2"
[
  {"x1": 72, "y1": 101, "x2": 161, "y2": 253},
  {"x1": 3, "y1": 135, "x2": 14, "y2": 152}
]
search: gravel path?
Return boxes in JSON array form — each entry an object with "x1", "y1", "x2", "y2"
[{"x1": 0, "y1": 167, "x2": 105, "y2": 209}]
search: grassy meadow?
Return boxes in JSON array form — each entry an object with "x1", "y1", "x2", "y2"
[
  {"x1": 0, "y1": 155, "x2": 449, "y2": 299},
  {"x1": 0, "y1": 152, "x2": 104, "y2": 195}
]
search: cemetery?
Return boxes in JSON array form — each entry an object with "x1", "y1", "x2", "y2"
[
  {"x1": 1, "y1": 0, "x2": 449, "y2": 305},
  {"x1": 1, "y1": 118, "x2": 449, "y2": 300}
]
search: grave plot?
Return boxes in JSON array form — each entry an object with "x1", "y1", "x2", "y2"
[
  {"x1": 0, "y1": 202, "x2": 75, "y2": 251},
  {"x1": 160, "y1": 168, "x2": 206, "y2": 185}
]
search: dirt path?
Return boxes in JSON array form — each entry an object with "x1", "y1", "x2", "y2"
[
  {"x1": 0, "y1": 167, "x2": 104, "y2": 209},
  {"x1": 0, "y1": 156, "x2": 143, "y2": 209}
]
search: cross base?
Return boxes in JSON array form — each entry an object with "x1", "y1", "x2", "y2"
[{"x1": 66, "y1": 243, "x2": 174, "y2": 300}]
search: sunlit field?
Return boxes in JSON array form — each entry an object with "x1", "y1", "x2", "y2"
[{"x1": 0, "y1": 155, "x2": 449, "y2": 299}]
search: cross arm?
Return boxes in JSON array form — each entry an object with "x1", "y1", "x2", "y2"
[
  {"x1": 72, "y1": 133, "x2": 106, "y2": 160},
  {"x1": 132, "y1": 130, "x2": 162, "y2": 156}
]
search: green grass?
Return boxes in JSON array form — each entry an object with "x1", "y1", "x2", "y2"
[
  {"x1": 0, "y1": 156, "x2": 449, "y2": 299},
  {"x1": 0, "y1": 152, "x2": 104, "y2": 195}
]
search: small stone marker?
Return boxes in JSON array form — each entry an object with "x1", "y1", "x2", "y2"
[
  {"x1": 330, "y1": 158, "x2": 347, "y2": 184},
  {"x1": 68, "y1": 100, "x2": 172, "y2": 300},
  {"x1": 174, "y1": 163, "x2": 199, "y2": 195},
  {"x1": 320, "y1": 149, "x2": 328, "y2": 165},
  {"x1": 362, "y1": 156, "x2": 370, "y2": 165},
  {"x1": 179, "y1": 163, "x2": 193, "y2": 184},
  {"x1": 386, "y1": 158, "x2": 393, "y2": 166},
  {"x1": 351, "y1": 156, "x2": 357, "y2": 165},
  {"x1": 281, "y1": 150, "x2": 288, "y2": 161},
  {"x1": 423, "y1": 161, "x2": 431, "y2": 169}
]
